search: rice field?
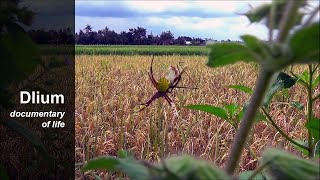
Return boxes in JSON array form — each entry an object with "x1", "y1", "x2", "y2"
[
  {"x1": 75, "y1": 54, "x2": 318, "y2": 179},
  {"x1": 75, "y1": 45, "x2": 209, "y2": 56}
]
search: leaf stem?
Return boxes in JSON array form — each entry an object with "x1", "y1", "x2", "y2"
[
  {"x1": 261, "y1": 107, "x2": 309, "y2": 151},
  {"x1": 312, "y1": 64, "x2": 319, "y2": 74},
  {"x1": 225, "y1": 70, "x2": 274, "y2": 175},
  {"x1": 307, "y1": 64, "x2": 314, "y2": 157},
  {"x1": 289, "y1": 66, "x2": 309, "y2": 87}
]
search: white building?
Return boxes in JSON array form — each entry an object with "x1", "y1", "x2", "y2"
[{"x1": 185, "y1": 41, "x2": 192, "y2": 45}]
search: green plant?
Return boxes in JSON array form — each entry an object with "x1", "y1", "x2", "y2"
[
  {"x1": 81, "y1": 1, "x2": 319, "y2": 179},
  {"x1": 0, "y1": 1, "x2": 71, "y2": 178},
  {"x1": 217, "y1": 68, "x2": 319, "y2": 158},
  {"x1": 75, "y1": 45, "x2": 209, "y2": 56},
  {"x1": 0, "y1": 1, "x2": 49, "y2": 178}
]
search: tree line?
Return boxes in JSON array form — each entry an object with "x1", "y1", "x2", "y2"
[
  {"x1": 28, "y1": 28, "x2": 74, "y2": 44},
  {"x1": 75, "y1": 25, "x2": 207, "y2": 45},
  {"x1": 26, "y1": 25, "x2": 240, "y2": 45}
]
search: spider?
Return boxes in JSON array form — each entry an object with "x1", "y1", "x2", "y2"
[{"x1": 137, "y1": 56, "x2": 197, "y2": 112}]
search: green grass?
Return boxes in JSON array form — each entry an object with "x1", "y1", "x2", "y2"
[{"x1": 75, "y1": 45, "x2": 209, "y2": 56}]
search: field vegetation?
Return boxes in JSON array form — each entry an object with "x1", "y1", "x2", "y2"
[
  {"x1": 75, "y1": 54, "x2": 318, "y2": 179},
  {"x1": 75, "y1": 45, "x2": 209, "y2": 56}
]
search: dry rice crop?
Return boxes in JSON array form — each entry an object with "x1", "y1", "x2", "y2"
[{"x1": 75, "y1": 55, "x2": 319, "y2": 179}]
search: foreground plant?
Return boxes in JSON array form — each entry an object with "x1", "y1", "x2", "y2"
[
  {"x1": 218, "y1": 1, "x2": 319, "y2": 173},
  {"x1": 82, "y1": 0, "x2": 319, "y2": 179}
]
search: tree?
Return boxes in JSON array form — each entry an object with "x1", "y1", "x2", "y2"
[
  {"x1": 119, "y1": 31, "x2": 128, "y2": 45},
  {"x1": 160, "y1": 31, "x2": 174, "y2": 45},
  {"x1": 175, "y1": 36, "x2": 186, "y2": 45},
  {"x1": 84, "y1": 24, "x2": 92, "y2": 33},
  {"x1": 74, "y1": 25, "x2": 211, "y2": 45}
]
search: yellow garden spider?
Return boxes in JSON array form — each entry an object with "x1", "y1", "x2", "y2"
[{"x1": 137, "y1": 56, "x2": 197, "y2": 112}]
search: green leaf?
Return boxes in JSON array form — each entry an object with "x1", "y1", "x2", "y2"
[
  {"x1": 224, "y1": 104, "x2": 241, "y2": 118},
  {"x1": 263, "y1": 72, "x2": 297, "y2": 108},
  {"x1": 291, "y1": 140, "x2": 309, "y2": 156},
  {"x1": 244, "y1": 4, "x2": 270, "y2": 23},
  {"x1": 81, "y1": 156, "x2": 148, "y2": 180},
  {"x1": 312, "y1": 74, "x2": 320, "y2": 89},
  {"x1": 228, "y1": 85, "x2": 253, "y2": 94},
  {"x1": 277, "y1": 72, "x2": 297, "y2": 88},
  {"x1": 0, "y1": 119, "x2": 51, "y2": 165},
  {"x1": 243, "y1": 1, "x2": 303, "y2": 29},
  {"x1": 155, "y1": 155, "x2": 230, "y2": 180},
  {"x1": 289, "y1": 101, "x2": 304, "y2": 111},
  {"x1": 112, "y1": 158, "x2": 149, "y2": 179},
  {"x1": 262, "y1": 148, "x2": 320, "y2": 180},
  {"x1": 184, "y1": 105, "x2": 228, "y2": 120},
  {"x1": 263, "y1": 79, "x2": 283, "y2": 108},
  {"x1": 241, "y1": 35, "x2": 269, "y2": 61},
  {"x1": 289, "y1": 23, "x2": 319, "y2": 64},
  {"x1": 256, "y1": 111, "x2": 267, "y2": 122},
  {"x1": 0, "y1": 23, "x2": 40, "y2": 89},
  {"x1": 0, "y1": 163, "x2": 9, "y2": 180},
  {"x1": 305, "y1": 118, "x2": 320, "y2": 142},
  {"x1": 117, "y1": 149, "x2": 129, "y2": 158},
  {"x1": 81, "y1": 156, "x2": 118, "y2": 172},
  {"x1": 298, "y1": 70, "x2": 309, "y2": 86},
  {"x1": 237, "y1": 109, "x2": 266, "y2": 123},
  {"x1": 239, "y1": 170, "x2": 268, "y2": 180},
  {"x1": 238, "y1": 103, "x2": 267, "y2": 123},
  {"x1": 207, "y1": 43, "x2": 256, "y2": 68},
  {"x1": 46, "y1": 56, "x2": 68, "y2": 69}
]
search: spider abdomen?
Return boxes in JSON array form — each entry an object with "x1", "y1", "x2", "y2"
[{"x1": 156, "y1": 77, "x2": 170, "y2": 92}]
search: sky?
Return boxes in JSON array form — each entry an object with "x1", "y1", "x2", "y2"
[{"x1": 75, "y1": 1, "x2": 319, "y2": 41}]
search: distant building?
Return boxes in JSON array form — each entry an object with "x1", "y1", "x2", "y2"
[{"x1": 185, "y1": 41, "x2": 192, "y2": 45}]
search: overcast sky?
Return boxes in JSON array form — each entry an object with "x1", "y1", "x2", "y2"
[{"x1": 75, "y1": 1, "x2": 319, "y2": 41}]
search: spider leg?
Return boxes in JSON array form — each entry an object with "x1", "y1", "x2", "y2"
[
  {"x1": 171, "y1": 68, "x2": 185, "y2": 88},
  {"x1": 175, "y1": 86, "x2": 198, "y2": 89},
  {"x1": 148, "y1": 55, "x2": 157, "y2": 87},
  {"x1": 170, "y1": 74, "x2": 182, "y2": 88},
  {"x1": 137, "y1": 91, "x2": 160, "y2": 112},
  {"x1": 164, "y1": 94, "x2": 173, "y2": 106}
]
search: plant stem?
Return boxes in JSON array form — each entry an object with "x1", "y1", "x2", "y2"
[
  {"x1": 268, "y1": 0, "x2": 276, "y2": 42},
  {"x1": 225, "y1": 70, "x2": 274, "y2": 175},
  {"x1": 230, "y1": 123, "x2": 257, "y2": 161},
  {"x1": 261, "y1": 107, "x2": 309, "y2": 150},
  {"x1": 303, "y1": 5, "x2": 320, "y2": 27},
  {"x1": 277, "y1": 0, "x2": 300, "y2": 43},
  {"x1": 307, "y1": 64, "x2": 313, "y2": 157},
  {"x1": 248, "y1": 159, "x2": 272, "y2": 180}
]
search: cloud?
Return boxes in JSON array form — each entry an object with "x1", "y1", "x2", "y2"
[
  {"x1": 76, "y1": 1, "x2": 136, "y2": 18},
  {"x1": 75, "y1": 0, "x2": 318, "y2": 41},
  {"x1": 75, "y1": 1, "x2": 248, "y2": 18}
]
